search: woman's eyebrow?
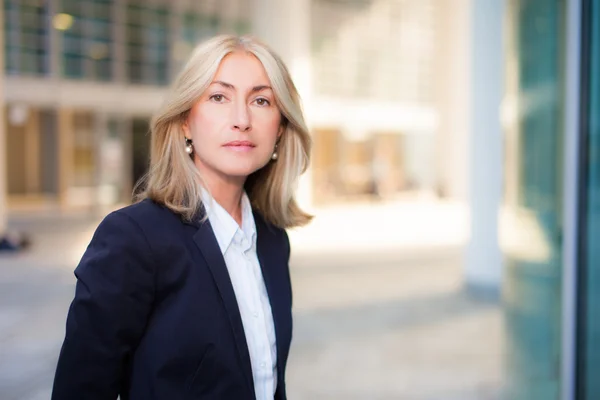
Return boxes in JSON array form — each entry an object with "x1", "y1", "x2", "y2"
[{"x1": 211, "y1": 80, "x2": 272, "y2": 93}]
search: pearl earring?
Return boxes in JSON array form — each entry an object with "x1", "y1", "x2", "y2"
[
  {"x1": 185, "y1": 138, "x2": 194, "y2": 155},
  {"x1": 271, "y1": 144, "x2": 278, "y2": 160}
]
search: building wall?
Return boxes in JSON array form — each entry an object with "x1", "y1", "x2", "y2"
[{"x1": 2, "y1": 0, "x2": 461, "y2": 211}]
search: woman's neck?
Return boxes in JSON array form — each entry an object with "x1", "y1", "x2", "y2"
[{"x1": 204, "y1": 177, "x2": 245, "y2": 226}]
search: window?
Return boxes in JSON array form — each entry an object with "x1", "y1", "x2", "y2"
[
  {"x1": 59, "y1": 0, "x2": 114, "y2": 81},
  {"x1": 174, "y1": 1, "x2": 252, "y2": 70},
  {"x1": 182, "y1": 11, "x2": 219, "y2": 44},
  {"x1": 172, "y1": 10, "x2": 220, "y2": 66},
  {"x1": 502, "y1": 0, "x2": 566, "y2": 397},
  {"x1": 4, "y1": 0, "x2": 49, "y2": 76},
  {"x1": 311, "y1": 0, "x2": 437, "y2": 104},
  {"x1": 578, "y1": 0, "x2": 600, "y2": 398},
  {"x1": 126, "y1": 3, "x2": 169, "y2": 85}
]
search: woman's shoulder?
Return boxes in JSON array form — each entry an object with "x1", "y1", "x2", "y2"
[
  {"x1": 112, "y1": 198, "x2": 172, "y2": 221},
  {"x1": 99, "y1": 199, "x2": 184, "y2": 238}
]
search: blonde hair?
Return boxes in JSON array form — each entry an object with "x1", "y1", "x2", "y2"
[{"x1": 135, "y1": 35, "x2": 312, "y2": 229}]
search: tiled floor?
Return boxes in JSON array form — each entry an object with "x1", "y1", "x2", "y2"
[{"x1": 286, "y1": 249, "x2": 504, "y2": 400}]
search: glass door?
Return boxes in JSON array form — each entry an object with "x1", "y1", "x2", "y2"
[
  {"x1": 502, "y1": 1, "x2": 566, "y2": 398},
  {"x1": 577, "y1": 0, "x2": 600, "y2": 398}
]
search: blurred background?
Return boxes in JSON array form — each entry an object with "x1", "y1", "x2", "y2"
[{"x1": 0, "y1": 0, "x2": 598, "y2": 399}]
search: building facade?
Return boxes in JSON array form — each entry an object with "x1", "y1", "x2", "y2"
[
  {"x1": 3, "y1": 0, "x2": 254, "y2": 212},
  {"x1": 1, "y1": 0, "x2": 461, "y2": 214}
]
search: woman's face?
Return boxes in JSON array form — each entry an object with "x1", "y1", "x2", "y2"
[{"x1": 183, "y1": 51, "x2": 282, "y2": 186}]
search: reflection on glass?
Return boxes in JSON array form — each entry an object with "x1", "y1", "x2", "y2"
[
  {"x1": 502, "y1": 1, "x2": 565, "y2": 399},
  {"x1": 580, "y1": 0, "x2": 600, "y2": 398}
]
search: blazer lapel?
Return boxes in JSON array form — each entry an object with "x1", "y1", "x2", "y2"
[
  {"x1": 253, "y1": 211, "x2": 287, "y2": 375},
  {"x1": 191, "y1": 217, "x2": 255, "y2": 396}
]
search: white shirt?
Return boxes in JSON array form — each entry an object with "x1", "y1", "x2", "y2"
[{"x1": 201, "y1": 189, "x2": 278, "y2": 400}]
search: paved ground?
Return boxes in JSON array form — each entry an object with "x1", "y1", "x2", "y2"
[{"x1": 0, "y1": 201, "x2": 505, "y2": 400}]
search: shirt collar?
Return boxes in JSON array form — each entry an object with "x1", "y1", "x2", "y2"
[
  {"x1": 200, "y1": 187, "x2": 256, "y2": 255},
  {"x1": 240, "y1": 191, "x2": 257, "y2": 242}
]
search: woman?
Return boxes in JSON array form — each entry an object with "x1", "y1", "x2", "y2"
[{"x1": 52, "y1": 35, "x2": 312, "y2": 400}]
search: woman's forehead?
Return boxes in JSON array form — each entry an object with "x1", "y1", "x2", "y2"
[{"x1": 212, "y1": 52, "x2": 271, "y2": 88}]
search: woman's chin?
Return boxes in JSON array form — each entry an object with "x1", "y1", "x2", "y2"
[{"x1": 219, "y1": 164, "x2": 265, "y2": 180}]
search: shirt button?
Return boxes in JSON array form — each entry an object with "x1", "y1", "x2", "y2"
[
  {"x1": 253, "y1": 312, "x2": 259, "y2": 318},
  {"x1": 260, "y1": 362, "x2": 266, "y2": 368}
]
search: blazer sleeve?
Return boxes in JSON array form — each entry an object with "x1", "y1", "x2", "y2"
[{"x1": 52, "y1": 210, "x2": 156, "y2": 400}]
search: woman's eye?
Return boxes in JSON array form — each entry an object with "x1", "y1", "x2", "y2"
[
  {"x1": 210, "y1": 94, "x2": 225, "y2": 102},
  {"x1": 255, "y1": 98, "x2": 270, "y2": 106}
]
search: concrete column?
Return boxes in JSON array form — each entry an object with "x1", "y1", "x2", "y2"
[
  {"x1": 251, "y1": 0, "x2": 311, "y2": 100},
  {"x1": 57, "y1": 108, "x2": 74, "y2": 209},
  {"x1": 24, "y1": 109, "x2": 41, "y2": 194},
  {"x1": 121, "y1": 117, "x2": 134, "y2": 203},
  {"x1": 93, "y1": 112, "x2": 107, "y2": 214},
  {"x1": 434, "y1": 0, "x2": 470, "y2": 200},
  {"x1": 251, "y1": 0, "x2": 314, "y2": 209},
  {"x1": 0, "y1": 3, "x2": 6, "y2": 235},
  {"x1": 464, "y1": 0, "x2": 505, "y2": 294}
]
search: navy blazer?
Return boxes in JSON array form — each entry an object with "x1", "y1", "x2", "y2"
[{"x1": 52, "y1": 199, "x2": 293, "y2": 400}]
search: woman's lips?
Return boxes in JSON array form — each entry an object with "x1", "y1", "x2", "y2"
[{"x1": 223, "y1": 140, "x2": 256, "y2": 152}]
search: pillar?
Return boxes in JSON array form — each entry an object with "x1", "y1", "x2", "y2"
[
  {"x1": 0, "y1": 3, "x2": 6, "y2": 235},
  {"x1": 464, "y1": 0, "x2": 505, "y2": 295},
  {"x1": 434, "y1": 0, "x2": 470, "y2": 200},
  {"x1": 24, "y1": 109, "x2": 41, "y2": 194},
  {"x1": 57, "y1": 108, "x2": 74, "y2": 209}
]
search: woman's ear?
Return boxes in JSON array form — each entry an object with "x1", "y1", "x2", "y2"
[{"x1": 182, "y1": 120, "x2": 191, "y2": 139}]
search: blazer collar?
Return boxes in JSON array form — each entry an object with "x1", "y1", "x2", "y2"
[
  {"x1": 192, "y1": 215, "x2": 255, "y2": 395},
  {"x1": 191, "y1": 208, "x2": 286, "y2": 394},
  {"x1": 253, "y1": 211, "x2": 287, "y2": 378}
]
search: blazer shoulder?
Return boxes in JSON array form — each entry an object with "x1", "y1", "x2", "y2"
[
  {"x1": 96, "y1": 199, "x2": 186, "y2": 247},
  {"x1": 110, "y1": 199, "x2": 182, "y2": 229},
  {"x1": 116, "y1": 198, "x2": 168, "y2": 219}
]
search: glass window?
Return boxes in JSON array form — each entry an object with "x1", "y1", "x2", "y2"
[
  {"x1": 126, "y1": 3, "x2": 169, "y2": 85},
  {"x1": 58, "y1": 0, "x2": 114, "y2": 81},
  {"x1": 579, "y1": 0, "x2": 600, "y2": 398},
  {"x1": 182, "y1": 12, "x2": 219, "y2": 44},
  {"x1": 311, "y1": 0, "x2": 437, "y2": 104},
  {"x1": 4, "y1": 0, "x2": 49, "y2": 76},
  {"x1": 173, "y1": 0, "x2": 251, "y2": 69},
  {"x1": 173, "y1": 11, "x2": 219, "y2": 65},
  {"x1": 502, "y1": 0, "x2": 566, "y2": 398}
]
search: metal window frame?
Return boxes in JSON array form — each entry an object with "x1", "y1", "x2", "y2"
[{"x1": 562, "y1": 0, "x2": 587, "y2": 399}]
